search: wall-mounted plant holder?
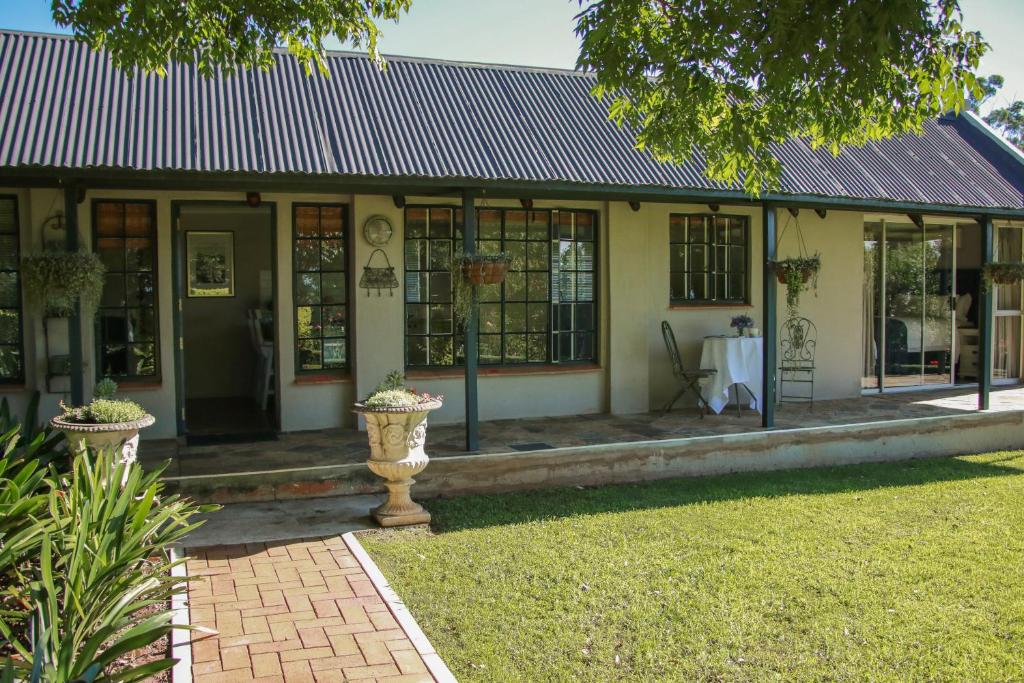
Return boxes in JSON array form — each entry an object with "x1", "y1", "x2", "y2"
[
  {"x1": 359, "y1": 249, "x2": 399, "y2": 296},
  {"x1": 43, "y1": 317, "x2": 70, "y2": 394}
]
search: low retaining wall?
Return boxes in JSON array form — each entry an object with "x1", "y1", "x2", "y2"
[{"x1": 165, "y1": 410, "x2": 1024, "y2": 503}]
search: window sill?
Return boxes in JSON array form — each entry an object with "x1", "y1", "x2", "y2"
[
  {"x1": 294, "y1": 373, "x2": 352, "y2": 385},
  {"x1": 407, "y1": 363, "x2": 602, "y2": 380},
  {"x1": 668, "y1": 303, "x2": 754, "y2": 310},
  {"x1": 0, "y1": 384, "x2": 26, "y2": 393},
  {"x1": 115, "y1": 381, "x2": 163, "y2": 391}
]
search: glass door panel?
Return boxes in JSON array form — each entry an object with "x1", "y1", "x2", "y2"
[
  {"x1": 883, "y1": 222, "x2": 926, "y2": 388},
  {"x1": 922, "y1": 224, "x2": 954, "y2": 385},
  {"x1": 862, "y1": 222, "x2": 883, "y2": 388},
  {"x1": 994, "y1": 226, "x2": 1023, "y2": 380}
]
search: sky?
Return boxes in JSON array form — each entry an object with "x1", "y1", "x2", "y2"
[{"x1": 0, "y1": 0, "x2": 1021, "y2": 113}]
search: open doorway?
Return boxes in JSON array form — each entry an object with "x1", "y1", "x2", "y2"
[{"x1": 174, "y1": 202, "x2": 276, "y2": 443}]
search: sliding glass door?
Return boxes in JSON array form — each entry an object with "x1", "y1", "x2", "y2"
[
  {"x1": 995, "y1": 225, "x2": 1023, "y2": 381},
  {"x1": 862, "y1": 219, "x2": 956, "y2": 390}
]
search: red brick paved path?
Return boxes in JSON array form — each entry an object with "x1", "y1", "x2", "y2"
[{"x1": 186, "y1": 537, "x2": 436, "y2": 682}]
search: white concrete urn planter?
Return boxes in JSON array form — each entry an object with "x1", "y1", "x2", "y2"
[
  {"x1": 353, "y1": 398, "x2": 442, "y2": 527},
  {"x1": 50, "y1": 413, "x2": 156, "y2": 467}
]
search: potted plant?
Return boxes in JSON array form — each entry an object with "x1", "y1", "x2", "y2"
[
  {"x1": 50, "y1": 377, "x2": 155, "y2": 468},
  {"x1": 982, "y1": 262, "x2": 1024, "y2": 287},
  {"x1": 730, "y1": 314, "x2": 754, "y2": 337},
  {"x1": 353, "y1": 370, "x2": 442, "y2": 527},
  {"x1": 773, "y1": 254, "x2": 821, "y2": 318},
  {"x1": 460, "y1": 252, "x2": 511, "y2": 285},
  {"x1": 21, "y1": 250, "x2": 106, "y2": 318}
]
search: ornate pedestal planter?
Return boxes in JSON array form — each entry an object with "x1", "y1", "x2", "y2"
[
  {"x1": 50, "y1": 414, "x2": 156, "y2": 466},
  {"x1": 354, "y1": 399, "x2": 442, "y2": 527}
]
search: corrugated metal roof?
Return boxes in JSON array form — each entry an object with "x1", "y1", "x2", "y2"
[{"x1": 2, "y1": 29, "x2": 1023, "y2": 210}]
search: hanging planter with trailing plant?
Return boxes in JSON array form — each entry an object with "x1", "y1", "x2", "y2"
[
  {"x1": 460, "y1": 253, "x2": 511, "y2": 285},
  {"x1": 770, "y1": 211, "x2": 821, "y2": 319},
  {"x1": 982, "y1": 262, "x2": 1024, "y2": 287},
  {"x1": 21, "y1": 250, "x2": 106, "y2": 318}
]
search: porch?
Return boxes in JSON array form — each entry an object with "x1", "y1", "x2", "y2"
[{"x1": 143, "y1": 385, "x2": 1024, "y2": 503}]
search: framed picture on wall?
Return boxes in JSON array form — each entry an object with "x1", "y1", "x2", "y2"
[{"x1": 186, "y1": 231, "x2": 235, "y2": 297}]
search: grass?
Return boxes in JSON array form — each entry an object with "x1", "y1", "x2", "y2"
[{"x1": 361, "y1": 452, "x2": 1024, "y2": 682}]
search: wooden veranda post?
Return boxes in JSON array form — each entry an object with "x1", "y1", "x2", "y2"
[
  {"x1": 462, "y1": 189, "x2": 480, "y2": 450},
  {"x1": 979, "y1": 215, "x2": 994, "y2": 410},
  {"x1": 64, "y1": 182, "x2": 84, "y2": 405},
  {"x1": 762, "y1": 204, "x2": 777, "y2": 428}
]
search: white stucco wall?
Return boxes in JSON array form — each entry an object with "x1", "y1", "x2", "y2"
[{"x1": 2, "y1": 184, "x2": 881, "y2": 437}]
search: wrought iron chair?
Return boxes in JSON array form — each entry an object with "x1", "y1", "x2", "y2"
[
  {"x1": 661, "y1": 321, "x2": 716, "y2": 417},
  {"x1": 779, "y1": 317, "x2": 817, "y2": 404}
]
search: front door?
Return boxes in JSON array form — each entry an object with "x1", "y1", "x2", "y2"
[{"x1": 172, "y1": 202, "x2": 277, "y2": 441}]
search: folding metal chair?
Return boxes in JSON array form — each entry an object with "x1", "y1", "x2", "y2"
[{"x1": 661, "y1": 321, "x2": 716, "y2": 417}]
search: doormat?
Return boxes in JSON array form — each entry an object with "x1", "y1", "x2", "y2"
[
  {"x1": 509, "y1": 442, "x2": 554, "y2": 452},
  {"x1": 186, "y1": 432, "x2": 279, "y2": 447}
]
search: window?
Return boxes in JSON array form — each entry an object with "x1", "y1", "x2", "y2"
[
  {"x1": 294, "y1": 204, "x2": 348, "y2": 372},
  {"x1": 0, "y1": 196, "x2": 22, "y2": 382},
  {"x1": 94, "y1": 200, "x2": 158, "y2": 379},
  {"x1": 669, "y1": 214, "x2": 749, "y2": 304},
  {"x1": 404, "y1": 206, "x2": 597, "y2": 367}
]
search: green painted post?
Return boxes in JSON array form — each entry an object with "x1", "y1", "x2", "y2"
[
  {"x1": 979, "y1": 215, "x2": 994, "y2": 410},
  {"x1": 762, "y1": 204, "x2": 777, "y2": 428},
  {"x1": 64, "y1": 184, "x2": 84, "y2": 405},
  {"x1": 462, "y1": 189, "x2": 480, "y2": 451}
]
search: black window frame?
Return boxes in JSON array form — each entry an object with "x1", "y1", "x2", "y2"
[
  {"x1": 292, "y1": 202, "x2": 351, "y2": 374},
  {"x1": 669, "y1": 213, "x2": 750, "y2": 306},
  {"x1": 403, "y1": 205, "x2": 599, "y2": 369},
  {"x1": 92, "y1": 199, "x2": 161, "y2": 382},
  {"x1": 0, "y1": 195, "x2": 24, "y2": 385}
]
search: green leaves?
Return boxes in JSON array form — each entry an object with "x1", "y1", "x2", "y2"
[
  {"x1": 0, "y1": 409, "x2": 214, "y2": 682},
  {"x1": 51, "y1": 0, "x2": 412, "y2": 77},
  {"x1": 575, "y1": 0, "x2": 988, "y2": 195}
]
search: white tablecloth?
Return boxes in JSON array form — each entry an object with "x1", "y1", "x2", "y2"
[{"x1": 699, "y1": 336, "x2": 763, "y2": 414}]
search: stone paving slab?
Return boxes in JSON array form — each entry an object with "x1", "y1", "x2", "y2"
[{"x1": 186, "y1": 536, "x2": 449, "y2": 682}]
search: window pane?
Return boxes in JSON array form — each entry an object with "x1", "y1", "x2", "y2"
[
  {"x1": 127, "y1": 343, "x2": 156, "y2": 376},
  {"x1": 124, "y1": 204, "x2": 152, "y2": 237},
  {"x1": 126, "y1": 273, "x2": 154, "y2": 307},
  {"x1": 505, "y1": 272, "x2": 526, "y2": 301},
  {"x1": 405, "y1": 239, "x2": 428, "y2": 271},
  {"x1": 429, "y1": 208, "x2": 452, "y2": 239},
  {"x1": 429, "y1": 304, "x2": 453, "y2": 335},
  {"x1": 127, "y1": 307, "x2": 155, "y2": 342},
  {"x1": 479, "y1": 334, "x2": 501, "y2": 364},
  {"x1": 527, "y1": 211, "x2": 550, "y2": 240},
  {"x1": 527, "y1": 242, "x2": 548, "y2": 271},
  {"x1": 323, "y1": 306, "x2": 346, "y2": 337},
  {"x1": 296, "y1": 239, "x2": 320, "y2": 271},
  {"x1": 101, "y1": 273, "x2": 126, "y2": 308},
  {"x1": 407, "y1": 337, "x2": 428, "y2": 366},
  {"x1": 0, "y1": 237, "x2": 17, "y2": 271},
  {"x1": 96, "y1": 203, "x2": 123, "y2": 237},
  {"x1": 324, "y1": 339, "x2": 346, "y2": 368},
  {"x1": 479, "y1": 209, "x2": 501, "y2": 239},
  {"x1": 406, "y1": 208, "x2": 427, "y2": 238},
  {"x1": 321, "y1": 239, "x2": 345, "y2": 271},
  {"x1": 299, "y1": 339, "x2": 322, "y2": 370},
  {"x1": 0, "y1": 345, "x2": 21, "y2": 379},
  {"x1": 0, "y1": 310, "x2": 18, "y2": 344},
  {"x1": 428, "y1": 272, "x2": 451, "y2": 303},
  {"x1": 296, "y1": 306, "x2": 321, "y2": 339},
  {"x1": 670, "y1": 215, "x2": 686, "y2": 243},
  {"x1": 505, "y1": 303, "x2": 526, "y2": 333},
  {"x1": 406, "y1": 304, "x2": 428, "y2": 334},
  {"x1": 577, "y1": 272, "x2": 594, "y2": 302},
  {"x1": 527, "y1": 334, "x2": 547, "y2": 361},
  {"x1": 479, "y1": 303, "x2": 501, "y2": 333},
  {"x1": 528, "y1": 303, "x2": 548, "y2": 332},
  {"x1": 322, "y1": 272, "x2": 346, "y2": 305},
  {"x1": 429, "y1": 240, "x2": 451, "y2": 270},
  {"x1": 505, "y1": 334, "x2": 527, "y2": 362},
  {"x1": 527, "y1": 272, "x2": 549, "y2": 301},
  {"x1": 504, "y1": 211, "x2": 526, "y2": 240},
  {"x1": 429, "y1": 336, "x2": 453, "y2": 365},
  {"x1": 125, "y1": 238, "x2": 153, "y2": 272},
  {"x1": 295, "y1": 272, "x2": 320, "y2": 305},
  {"x1": 576, "y1": 212, "x2": 594, "y2": 241},
  {"x1": 320, "y1": 207, "x2": 344, "y2": 238},
  {"x1": 505, "y1": 242, "x2": 526, "y2": 270},
  {"x1": 295, "y1": 207, "x2": 320, "y2": 237},
  {"x1": 0, "y1": 200, "x2": 16, "y2": 233},
  {"x1": 558, "y1": 212, "x2": 574, "y2": 239}
]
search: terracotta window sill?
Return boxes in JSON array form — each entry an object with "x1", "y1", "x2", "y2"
[
  {"x1": 407, "y1": 363, "x2": 602, "y2": 380},
  {"x1": 0, "y1": 384, "x2": 26, "y2": 393},
  {"x1": 294, "y1": 373, "x2": 352, "y2": 385},
  {"x1": 116, "y1": 382, "x2": 163, "y2": 391}
]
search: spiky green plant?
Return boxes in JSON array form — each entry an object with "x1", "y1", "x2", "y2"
[{"x1": 0, "y1": 446, "x2": 215, "y2": 682}]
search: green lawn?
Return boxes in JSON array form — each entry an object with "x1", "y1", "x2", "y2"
[{"x1": 361, "y1": 453, "x2": 1024, "y2": 682}]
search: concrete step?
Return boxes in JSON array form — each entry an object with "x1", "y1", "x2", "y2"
[{"x1": 163, "y1": 409, "x2": 1024, "y2": 505}]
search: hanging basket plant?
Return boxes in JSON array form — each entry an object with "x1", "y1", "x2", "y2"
[
  {"x1": 460, "y1": 253, "x2": 511, "y2": 285},
  {"x1": 771, "y1": 211, "x2": 821, "y2": 319},
  {"x1": 773, "y1": 255, "x2": 821, "y2": 319},
  {"x1": 21, "y1": 250, "x2": 106, "y2": 318},
  {"x1": 982, "y1": 262, "x2": 1024, "y2": 287}
]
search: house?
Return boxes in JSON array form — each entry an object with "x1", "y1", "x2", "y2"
[{"x1": 1, "y1": 29, "x2": 1023, "y2": 458}]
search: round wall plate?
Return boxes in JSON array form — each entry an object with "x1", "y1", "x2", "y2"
[{"x1": 363, "y1": 215, "x2": 394, "y2": 246}]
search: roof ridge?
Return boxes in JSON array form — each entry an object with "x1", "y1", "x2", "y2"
[{"x1": 0, "y1": 27, "x2": 593, "y2": 78}]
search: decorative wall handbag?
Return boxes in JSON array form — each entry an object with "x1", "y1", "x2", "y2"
[{"x1": 359, "y1": 248, "x2": 399, "y2": 296}]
